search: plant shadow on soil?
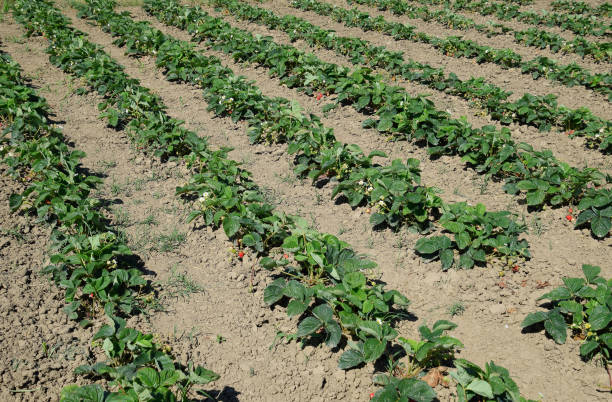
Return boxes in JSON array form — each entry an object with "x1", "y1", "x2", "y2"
[{"x1": 200, "y1": 385, "x2": 240, "y2": 402}]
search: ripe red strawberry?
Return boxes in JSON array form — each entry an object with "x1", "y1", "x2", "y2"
[
  {"x1": 568, "y1": 207, "x2": 573, "y2": 213},
  {"x1": 283, "y1": 253, "x2": 289, "y2": 259},
  {"x1": 512, "y1": 265, "x2": 519, "y2": 273},
  {"x1": 238, "y1": 251, "x2": 245, "y2": 259},
  {"x1": 369, "y1": 392, "x2": 375, "y2": 399},
  {"x1": 566, "y1": 214, "x2": 573, "y2": 222},
  {"x1": 316, "y1": 92, "x2": 323, "y2": 101}
]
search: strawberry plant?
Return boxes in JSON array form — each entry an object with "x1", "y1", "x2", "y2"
[
  {"x1": 575, "y1": 189, "x2": 612, "y2": 238},
  {"x1": 348, "y1": 0, "x2": 610, "y2": 61},
  {"x1": 9, "y1": 2, "x2": 222, "y2": 399},
  {"x1": 397, "y1": 320, "x2": 463, "y2": 376},
  {"x1": 145, "y1": 0, "x2": 611, "y2": 235},
  {"x1": 415, "y1": 203, "x2": 529, "y2": 269},
  {"x1": 293, "y1": 0, "x2": 612, "y2": 100},
  {"x1": 521, "y1": 264, "x2": 612, "y2": 388},
  {"x1": 4, "y1": 0, "x2": 543, "y2": 399},
  {"x1": 450, "y1": 359, "x2": 535, "y2": 402},
  {"x1": 212, "y1": 0, "x2": 612, "y2": 150},
  {"x1": 79, "y1": 0, "x2": 532, "y2": 270},
  {"x1": 446, "y1": 0, "x2": 611, "y2": 36},
  {"x1": 64, "y1": 315, "x2": 220, "y2": 402}
]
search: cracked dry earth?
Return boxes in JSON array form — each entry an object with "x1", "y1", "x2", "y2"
[{"x1": 1, "y1": 0, "x2": 611, "y2": 401}]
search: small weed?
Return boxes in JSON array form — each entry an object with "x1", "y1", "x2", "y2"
[
  {"x1": 472, "y1": 176, "x2": 489, "y2": 195},
  {"x1": 7, "y1": 35, "x2": 25, "y2": 44},
  {"x1": 453, "y1": 187, "x2": 465, "y2": 197},
  {"x1": 41, "y1": 341, "x2": 59, "y2": 358},
  {"x1": 156, "y1": 229, "x2": 186, "y2": 252},
  {"x1": 110, "y1": 178, "x2": 123, "y2": 196},
  {"x1": 530, "y1": 215, "x2": 546, "y2": 237},
  {"x1": 1, "y1": 0, "x2": 15, "y2": 14},
  {"x1": 275, "y1": 171, "x2": 296, "y2": 185},
  {"x1": 216, "y1": 334, "x2": 225, "y2": 344},
  {"x1": 141, "y1": 214, "x2": 158, "y2": 226},
  {"x1": 1, "y1": 225, "x2": 24, "y2": 242},
  {"x1": 112, "y1": 207, "x2": 130, "y2": 227},
  {"x1": 97, "y1": 159, "x2": 117, "y2": 172},
  {"x1": 448, "y1": 302, "x2": 466, "y2": 317},
  {"x1": 164, "y1": 265, "x2": 204, "y2": 299}
]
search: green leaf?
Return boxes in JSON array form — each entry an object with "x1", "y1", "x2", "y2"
[
  {"x1": 357, "y1": 94, "x2": 370, "y2": 110},
  {"x1": 591, "y1": 215, "x2": 611, "y2": 238},
  {"x1": 312, "y1": 304, "x2": 334, "y2": 323},
  {"x1": 344, "y1": 271, "x2": 366, "y2": 290},
  {"x1": 397, "y1": 378, "x2": 436, "y2": 402},
  {"x1": 440, "y1": 248, "x2": 454, "y2": 270},
  {"x1": 287, "y1": 300, "x2": 308, "y2": 317},
  {"x1": 363, "y1": 337, "x2": 386, "y2": 362},
  {"x1": 263, "y1": 282, "x2": 285, "y2": 305},
  {"x1": 588, "y1": 305, "x2": 612, "y2": 331},
  {"x1": 582, "y1": 264, "x2": 601, "y2": 283},
  {"x1": 325, "y1": 321, "x2": 342, "y2": 348},
  {"x1": 442, "y1": 221, "x2": 465, "y2": 233},
  {"x1": 222, "y1": 215, "x2": 241, "y2": 238},
  {"x1": 516, "y1": 180, "x2": 537, "y2": 190},
  {"x1": 458, "y1": 252, "x2": 474, "y2": 269},
  {"x1": 282, "y1": 235, "x2": 300, "y2": 252},
  {"x1": 370, "y1": 212, "x2": 386, "y2": 226},
  {"x1": 562, "y1": 277, "x2": 585, "y2": 294},
  {"x1": 377, "y1": 117, "x2": 393, "y2": 132},
  {"x1": 415, "y1": 236, "x2": 451, "y2": 254},
  {"x1": 466, "y1": 379, "x2": 493, "y2": 399},
  {"x1": 526, "y1": 190, "x2": 546, "y2": 206},
  {"x1": 539, "y1": 286, "x2": 571, "y2": 301},
  {"x1": 544, "y1": 311, "x2": 567, "y2": 344},
  {"x1": 9, "y1": 194, "x2": 23, "y2": 211},
  {"x1": 574, "y1": 209, "x2": 595, "y2": 227},
  {"x1": 579, "y1": 340, "x2": 599, "y2": 358},
  {"x1": 137, "y1": 367, "x2": 160, "y2": 389},
  {"x1": 60, "y1": 384, "x2": 106, "y2": 402},
  {"x1": 158, "y1": 369, "x2": 181, "y2": 387},
  {"x1": 338, "y1": 349, "x2": 364, "y2": 370},
  {"x1": 190, "y1": 366, "x2": 220, "y2": 384},
  {"x1": 296, "y1": 316, "x2": 323, "y2": 337}
]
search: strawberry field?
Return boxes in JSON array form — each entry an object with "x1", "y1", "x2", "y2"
[{"x1": 0, "y1": 0, "x2": 611, "y2": 401}]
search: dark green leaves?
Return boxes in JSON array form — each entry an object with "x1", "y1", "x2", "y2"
[{"x1": 523, "y1": 264, "x2": 612, "y2": 362}]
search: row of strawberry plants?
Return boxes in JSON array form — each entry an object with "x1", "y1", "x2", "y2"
[
  {"x1": 145, "y1": 0, "x2": 612, "y2": 240},
  {"x1": 11, "y1": 1, "x2": 538, "y2": 400},
  {"x1": 344, "y1": 0, "x2": 611, "y2": 62},
  {"x1": 551, "y1": 0, "x2": 612, "y2": 18},
  {"x1": 82, "y1": 0, "x2": 531, "y2": 271},
  {"x1": 415, "y1": 0, "x2": 611, "y2": 36},
  {"x1": 209, "y1": 0, "x2": 612, "y2": 152},
  {"x1": 0, "y1": 47, "x2": 221, "y2": 401},
  {"x1": 291, "y1": 0, "x2": 612, "y2": 100}
]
